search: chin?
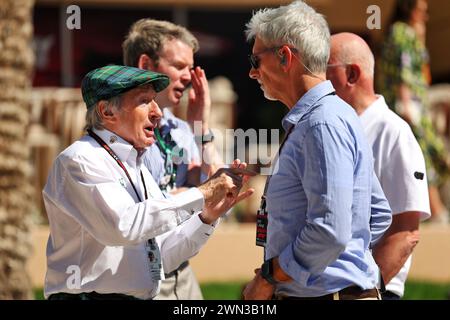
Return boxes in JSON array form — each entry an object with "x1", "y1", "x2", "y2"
[
  {"x1": 146, "y1": 138, "x2": 156, "y2": 146},
  {"x1": 260, "y1": 88, "x2": 277, "y2": 101},
  {"x1": 263, "y1": 92, "x2": 278, "y2": 101},
  {"x1": 135, "y1": 139, "x2": 154, "y2": 150},
  {"x1": 170, "y1": 98, "x2": 181, "y2": 107}
]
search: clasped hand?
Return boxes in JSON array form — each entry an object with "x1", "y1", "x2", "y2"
[{"x1": 197, "y1": 160, "x2": 255, "y2": 224}]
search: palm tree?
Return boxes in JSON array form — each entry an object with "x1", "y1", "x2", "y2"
[{"x1": 0, "y1": 0, "x2": 35, "y2": 299}]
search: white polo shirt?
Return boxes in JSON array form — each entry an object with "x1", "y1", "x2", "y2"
[
  {"x1": 43, "y1": 129, "x2": 215, "y2": 299},
  {"x1": 359, "y1": 96, "x2": 431, "y2": 297}
]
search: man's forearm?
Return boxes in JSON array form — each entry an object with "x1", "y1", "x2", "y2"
[
  {"x1": 373, "y1": 231, "x2": 418, "y2": 283},
  {"x1": 373, "y1": 212, "x2": 421, "y2": 284},
  {"x1": 201, "y1": 142, "x2": 223, "y2": 177}
]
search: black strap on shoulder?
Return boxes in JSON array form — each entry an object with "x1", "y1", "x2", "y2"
[{"x1": 87, "y1": 129, "x2": 147, "y2": 202}]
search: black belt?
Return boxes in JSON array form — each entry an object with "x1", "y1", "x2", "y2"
[
  {"x1": 381, "y1": 290, "x2": 401, "y2": 300},
  {"x1": 164, "y1": 260, "x2": 189, "y2": 278},
  {"x1": 48, "y1": 291, "x2": 140, "y2": 300},
  {"x1": 274, "y1": 286, "x2": 380, "y2": 300}
]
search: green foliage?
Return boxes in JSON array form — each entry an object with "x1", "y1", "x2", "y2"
[
  {"x1": 200, "y1": 281, "x2": 246, "y2": 300},
  {"x1": 33, "y1": 288, "x2": 45, "y2": 300},
  {"x1": 403, "y1": 281, "x2": 450, "y2": 300}
]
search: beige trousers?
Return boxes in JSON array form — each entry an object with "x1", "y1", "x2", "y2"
[{"x1": 154, "y1": 264, "x2": 203, "y2": 300}]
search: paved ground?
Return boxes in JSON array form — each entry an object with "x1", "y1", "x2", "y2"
[{"x1": 27, "y1": 222, "x2": 450, "y2": 288}]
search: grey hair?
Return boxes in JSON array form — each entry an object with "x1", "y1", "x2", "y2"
[
  {"x1": 84, "y1": 95, "x2": 122, "y2": 131},
  {"x1": 245, "y1": 0, "x2": 330, "y2": 74}
]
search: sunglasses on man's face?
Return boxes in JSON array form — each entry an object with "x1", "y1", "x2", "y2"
[
  {"x1": 248, "y1": 46, "x2": 300, "y2": 69},
  {"x1": 248, "y1": 47, "x2": 281, "y2": 69}
]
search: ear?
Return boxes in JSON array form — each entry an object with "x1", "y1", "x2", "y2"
[
  {"x1": 137, "y1": 54, "x2": 156, "y2": 71},
  {"x1": 346, "y1": 64, "x2": 361, "y2": 85},
  {"x1": 278, "y1": 46, "x2": 292, "y2": 71},
  {"x1": 98, "y1": 100, "x2": 117, "y2": 126}
]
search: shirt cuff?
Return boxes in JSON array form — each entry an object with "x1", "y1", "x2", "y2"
[
  {"x1": 278, "y1": 244, "x2": 311, "y2": 286},
  {"x1": 180, "y1": 213, "x2": 216, "y2": 245},
  {"x1": 171, "y1": 188, "x2": 204, "y2": 216}
]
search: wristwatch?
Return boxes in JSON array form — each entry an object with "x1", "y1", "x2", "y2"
[
  {"x1": 195, "y1": 129, "x2": 215, "y2": 145},
  {"x1": 261, "y1": 258, "x2": 277, "y2": 285}
]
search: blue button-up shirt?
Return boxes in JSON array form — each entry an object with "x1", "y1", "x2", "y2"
[
  {"x1": 143, "y1": 108, "x2": 201, "y2": 189},
  {"x1": 265, "y1": 81, "x2": 392, "y2": 297}
]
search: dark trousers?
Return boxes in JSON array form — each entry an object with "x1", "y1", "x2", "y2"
[
  {"x1": 381, "y1": 291, "x2": 401, "y2": 300},
  {"x1": 274, "y1": 286, "x2": 380, "y2": 300}
]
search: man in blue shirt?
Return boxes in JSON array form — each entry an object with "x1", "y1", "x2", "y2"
[{"x1": 243, "y1": 1, "x2": 392, "y2": 300}]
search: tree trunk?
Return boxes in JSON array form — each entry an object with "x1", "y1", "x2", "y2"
[{"x1": 0, "y1": 0, "x2": 35, "y2": 299}]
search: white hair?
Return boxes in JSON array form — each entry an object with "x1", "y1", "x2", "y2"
[
  {"x1": 84, "y1": 95, "x2": 122, "y2": 131},
  {"x1": 245, "y1": 0, "x2": 330, "y2": 73}
]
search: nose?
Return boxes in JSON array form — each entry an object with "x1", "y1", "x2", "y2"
[
  {"x1": 149, "y1": 100, "x2": 163, "y2": 123},
  {"x1": 180, "y1": 67, "x2": 191, "y2": 85},
  {"x1": 249, "y1": 67, "x2": 258, "y2": 79}
]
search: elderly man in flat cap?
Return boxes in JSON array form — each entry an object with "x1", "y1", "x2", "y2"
[{"x1": 42, "y1": 65, "x2": 254, "y2": 300}]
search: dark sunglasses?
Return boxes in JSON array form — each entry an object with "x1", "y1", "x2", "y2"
[
  {"x1": 248, "y1": 47, "x2": 281, "y2": 69},
  {"x1": 248, "y1": 46, "x2": 299, "y2": 69}
]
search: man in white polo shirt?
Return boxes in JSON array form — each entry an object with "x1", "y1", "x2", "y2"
[{"x1": 327, "y1": 33, "x2": 431, "y2": 299}]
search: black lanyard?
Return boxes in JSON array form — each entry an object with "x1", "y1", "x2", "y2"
[
  {"x1": 87, "y1": 130, "x2": 148, "y2": 202},
  {"x1": 256, "y1": 125, "x2": 294, "y2": 248},
  {"x1": 261, "y1": 125, "x2": 294, "y2": 201}
]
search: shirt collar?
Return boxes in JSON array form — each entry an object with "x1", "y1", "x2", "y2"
[
  {"x1": 359, "y1": 95, "x2": 387, "y2": 121},
  {"x1": 159, "y1": 107, "x2": 179, "y2": 133},
  {"x1": 91, "y1": 128, "x2": 147, "y2": 165},
  {"x1": 282, "y1": 80, "x2": 335, "y2": 131}
]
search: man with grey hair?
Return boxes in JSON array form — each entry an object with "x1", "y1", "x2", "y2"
[
  {"x1": 242, "y1": 1, "x2": 391, "y2": 300},
  {"x1": 122, "y1": 19, "x2": 222, "y2": 300},
  {"x1": 327, "y1": 32, "x2": 430, "y2": 300}
]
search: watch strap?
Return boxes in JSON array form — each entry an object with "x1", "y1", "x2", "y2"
[
  {"x1": 195, "y1": 129, "x2": 214, "y2": 145},
  {"x1": 261, "y1": 258, "x2": 277, "y2": 285}
]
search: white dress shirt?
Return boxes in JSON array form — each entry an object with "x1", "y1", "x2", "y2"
[
  {"x1": 360, "y1": 95, "x2": 430, "y2": 297},
  {"x1": 43, "y1": 129, "x2": 215, "y2": 299}
]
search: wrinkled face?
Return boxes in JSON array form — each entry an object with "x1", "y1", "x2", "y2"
[
  {"x1": 248, "y1": 36, "x2": 282, "y2": 101},
  {"x1": 110, "y1": 86, "x2": 162, "y2": 151},
  {"x1": 153, "y1": 39, "x2": 194, "y2": 107},
  {"x1": 326, "y1": 53, "x2": 350, "y2": 103}
]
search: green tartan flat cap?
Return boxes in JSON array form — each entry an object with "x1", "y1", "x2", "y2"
[{"x1": 81, "y1": 65, "x2": 169, "y2": 108}]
